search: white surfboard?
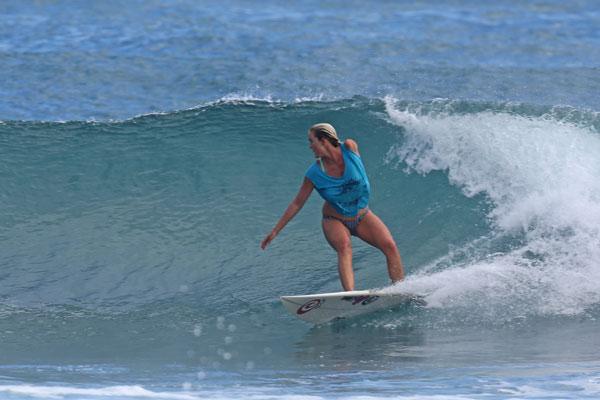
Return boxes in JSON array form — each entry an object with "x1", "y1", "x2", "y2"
[{"x1": 281, "y1": 290, "x2": 425, "y2": 324}]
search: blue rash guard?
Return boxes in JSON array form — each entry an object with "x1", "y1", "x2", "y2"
[{"x1": 305, "y1": 142, "x2": 371, "y2": 217}]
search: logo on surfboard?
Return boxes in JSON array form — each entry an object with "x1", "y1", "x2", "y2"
[
  {"x1": 342, "y1": 295, "x2": 380, "y2": 306},
  {"x1": 297, "y1": 299, "x2": 323, "y2": 314}
]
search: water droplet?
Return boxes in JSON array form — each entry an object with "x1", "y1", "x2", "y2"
[
  {"x1": 223, "y1": 352, "x2": 232, "y2": 360},
  {"x1": 224, "y1": 336, "x2": 233, "y2": 344}
]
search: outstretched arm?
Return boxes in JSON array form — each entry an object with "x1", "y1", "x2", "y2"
[{"x1": 261, "y1": 177, "x2": 314, "y2": 249}]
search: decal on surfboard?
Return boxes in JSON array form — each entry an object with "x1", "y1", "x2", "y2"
[
  {"x1": 297, "y1": 299, "x2": 323, "y2": 314},
  {"x1": 342, "y1": 295, "x2": 380, "y2": 306}
]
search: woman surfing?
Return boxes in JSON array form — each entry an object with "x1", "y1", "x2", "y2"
[{"x1": 261, "y1": 123, "x2": 404, "y2": 291}]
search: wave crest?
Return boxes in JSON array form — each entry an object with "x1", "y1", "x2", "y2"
[{"x1": 384, "y1": 96, "x2": 600, "y2": 319}]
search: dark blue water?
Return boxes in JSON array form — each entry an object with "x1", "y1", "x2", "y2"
[
  {"x1": 1, "y1": 1, "x2": 600, "y2": 399},
  {"x1": 2, "y1": 0, "x2": 600, "y2": 121}
]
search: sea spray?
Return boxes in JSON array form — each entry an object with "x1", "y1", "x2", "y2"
[{"x1": 384, "y1": 97, "x2": 600, "y2": 320}]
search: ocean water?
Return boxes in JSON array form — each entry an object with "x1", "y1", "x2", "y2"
[{"x1": 1, "y1": 1, "x2": 600, "y2": 399}]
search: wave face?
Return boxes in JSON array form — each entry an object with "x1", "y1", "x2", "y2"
[{"x1": 2, "y1": 97, "x2": 600, "y2": 319}]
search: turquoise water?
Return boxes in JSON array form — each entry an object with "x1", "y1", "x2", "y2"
[
  {"x1": 2, "y1": 1, "x2": 600, "y2": 399},
  {"x1": 2, "y1": 98, "x2": 600, "y2": 398}
]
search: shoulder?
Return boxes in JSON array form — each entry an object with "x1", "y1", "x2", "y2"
[{"x1": 344, "y1": 139, "x2": 359, "y2": 155}]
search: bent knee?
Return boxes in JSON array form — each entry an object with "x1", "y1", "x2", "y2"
[
  {"x1": 380, "y1": 239, "x2": 399, "y2": 255},
  {"x1": 332, "y1": 239, "x2": 352, "y2": 254}
]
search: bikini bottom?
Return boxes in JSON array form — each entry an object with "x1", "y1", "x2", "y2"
[{"x1": 323, "y1": 208, "x2": 370, "y2": 236}]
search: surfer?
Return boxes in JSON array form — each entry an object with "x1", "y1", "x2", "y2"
[{"x1": 261, "y1": 123, "x2": 405, "y2": 291}]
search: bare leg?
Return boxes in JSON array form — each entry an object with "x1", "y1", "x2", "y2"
[
  {"x1": 354, "y1": 211, "x2": 405, "y2": 283},
  {"x1": 322, "y1": 218, "x2": 354, "y2": 291}
]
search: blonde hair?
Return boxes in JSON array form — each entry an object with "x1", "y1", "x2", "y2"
[{"x1": 310, "y1": 123, "x2": 341, "y2": 147}]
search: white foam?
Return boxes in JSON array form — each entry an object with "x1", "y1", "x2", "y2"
[
  {"x1": 0, "y1": 385, "x2": 200, "y2": 399},
  {"x1": 124, "y1": 92, "x2": 332, "y2": 123},
  {"x1": 383, "y1": 97, "x2": 600, "y2": 318},
  {"x1": 218, "y1": 92, "x2": 275, "y2": 104},
  {"x1": 8, "y1": 380, "x2": 596, "y2": 400},
  {"x1": 217, "y1": 92, "x2": 328, "y2": 105},
  {"x1": 0, "y1": 384, "x2": 477, "y2": 400}
]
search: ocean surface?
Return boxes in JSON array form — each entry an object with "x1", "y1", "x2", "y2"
[{"x1": 1, "y1": 1, "x2": 600, "y2": 399}]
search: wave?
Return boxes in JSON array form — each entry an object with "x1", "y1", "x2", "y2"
[{"x1": 1, "y1": 97, "x2": 599, "y2": 325}]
